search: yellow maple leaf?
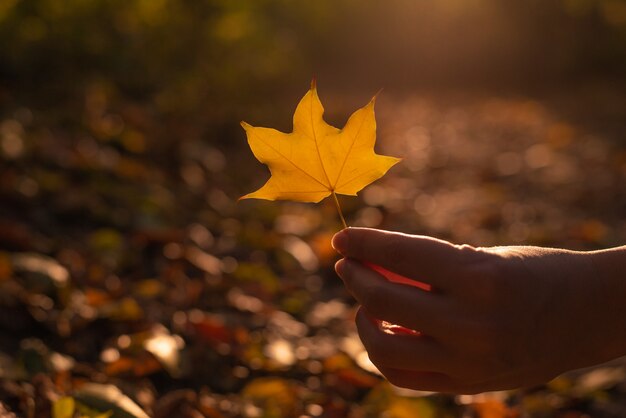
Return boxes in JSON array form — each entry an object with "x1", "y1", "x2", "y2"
[{"x1": 240, "y1": 81, "x2": 400, "y2": 209}]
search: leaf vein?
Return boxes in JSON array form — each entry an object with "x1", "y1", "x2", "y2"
[
  {"x1": 310, "y1": 93, "x2": 333, "y2": 189},
  {"x1": 332, "y1": 105, "x2": 369, "y2": 189},
  {"x1": 250, "y1": 130, "x2": 328, "y2": 190}
]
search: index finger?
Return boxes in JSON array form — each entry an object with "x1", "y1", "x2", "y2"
[{"x1": 335, "y1": 258, "x2": 451, "y2": 336}]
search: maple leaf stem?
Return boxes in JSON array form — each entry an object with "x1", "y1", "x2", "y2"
[{"x1": 331, "y1": 191, "x2": 348, "y2": 229}]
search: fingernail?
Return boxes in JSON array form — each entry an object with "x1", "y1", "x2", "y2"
[{"x1": 332, "y1": 229, "x2": 349, "y2": 254}]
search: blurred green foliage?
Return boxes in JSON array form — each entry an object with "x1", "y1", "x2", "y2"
[
  {"x1": 0, "y1": 1, "x2": 624, "y2": 188},
  {"x1": 0, "y1": 1, "x2": 329, "y2": 120},
  {"x1": 1, "y1": 0, "x2": 624, "y2": 126}
]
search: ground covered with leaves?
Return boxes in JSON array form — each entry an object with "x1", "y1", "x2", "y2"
[{"x1": 0, "y1": 82, "x2": 625, "y2": 418}]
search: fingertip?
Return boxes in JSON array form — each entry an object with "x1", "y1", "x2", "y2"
[
  {"x1": 354, "y1": 307, "x2": 370, "y2": 334},
  {"x1": 356, "y1": 306, "x2": 379, "y2": 327},
  {"x1": 331, "y1": 228, "x2": 349, "y2": 255},
  {"x1": 354, "y1": 309, "x2": 382, "y2": 351},
  {"x1": 336, "y1": 257, "x2": 364, "y2": 277},
  {"x1": 332, "y1": 227, "x2": 377, "y2": 255},
  {"x1": 334, "y1": 258, "x2": 347, "y2": 277}
]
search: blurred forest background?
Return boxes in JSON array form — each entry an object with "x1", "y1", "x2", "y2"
[{"x1": 0, "y1": 1, "x2": 625, "y2": 417}]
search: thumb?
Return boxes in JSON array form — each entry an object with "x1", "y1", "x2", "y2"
[{"x1": 332, "y1": 227, "x2": 469, "y2": 289}]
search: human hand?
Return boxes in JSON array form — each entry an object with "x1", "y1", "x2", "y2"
[{"x1": 332, "y1": 227, "x2": 626, "y2": 394}]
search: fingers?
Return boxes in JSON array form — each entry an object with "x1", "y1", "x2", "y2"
[
  {"x1": 332, "y1": 227, "x2": 469, "y2": 290},
  {"x1": 356, "y1": 306, "x2": 512, "y2": 394},
  {"x1": 336, "y1": 258, "x2": 450, "y2": 335},
  {"x1": 355, "y1": 308, "x2": 449, "y2": 372}
]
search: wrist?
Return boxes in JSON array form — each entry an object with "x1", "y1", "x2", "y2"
[{"x1": 587, "y1": 247, "x2": 626, "y2": 361}]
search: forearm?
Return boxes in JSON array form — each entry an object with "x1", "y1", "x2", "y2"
[
  {"x1": 588, "y1": 246, "x2": 626, "y2": 358},
  {"x1": 589, "y1": 245, "x2": 626, "y2": 275}
]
